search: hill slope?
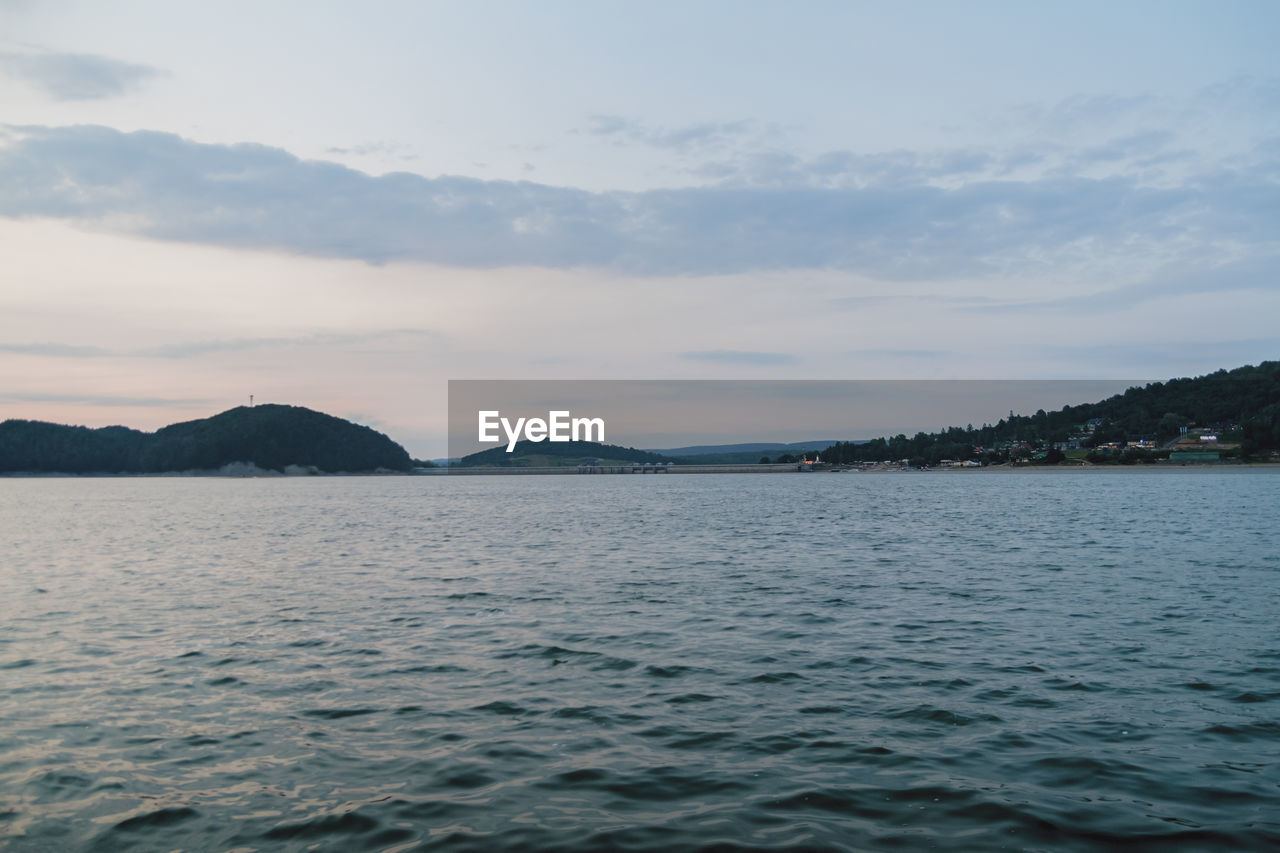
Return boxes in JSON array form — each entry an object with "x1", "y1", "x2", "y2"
[
  {"x1": 0, "y1": 404, "x2": 413, "y2": 474},
  {"x1": 820, "y1": 361, "x2": 1280, "y2": 465},
  {"x1": 457, "y1": 439, "x2": 676, "y2": 467}
]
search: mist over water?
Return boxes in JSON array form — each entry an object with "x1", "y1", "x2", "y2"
[{"x1": 1, "y1": 471, "x2": 1278, "y2": 851}]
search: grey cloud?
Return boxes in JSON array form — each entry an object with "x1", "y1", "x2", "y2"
[
  {"x1": 1046, "y1": 130, "x2": 1191, "y2": 179},
  {"x1": 326, "y1": 140, "x2": 420, "y2": 162},
  {"x1": 997, "y1": 149, "x2": 1048, "y2": 173},
  {"x1": 931, "y1": 295, "x2": 1006, "y2": 306},
  {"x1": 652, "y1": 120, "x2": 753, "y2": 150},
  {"x1": 710, "y1": 147, "x2": 998, "y2": 189},
  {"x1": 828, "y1": 293, "x2": 1008, "y2": 312},
  {"x1": 1036, "y1": 338, "x2": 1280, "y2": 371},
  {"x1": 845, "y1": 348, "x2": 949, "y2": 359},
  {"x1": 585, "y1": 114, "x2": 633, "y2": 137},
  {"x1": 1196, "y1": 75, "x2": 1280, "y2": 117},
  {"x1": 963, "y1": 253, "x2": 1280, "y2": 314},
  {"x1": 827, "y1": 294, "x2": 897, "y2": 310},
  {"x1": 0, "y1": 330, "x2": 439, "y2": 361},
  {"x1": 140, "y1": 329, "x2": 439, "y2": 358},
  {"x1": 0, "y1": 342, "x2": 112, "y2": 357},
  {"x1": 140, "y1": 337, "x2": 318, "y2": 359},
  {"x1": 933, "y1": 150, "x2": 992, "y2": 177},
  {"x1": 1077, "y1": 130, "x2": 1175, "y2": 164},
  {"x1": 689, "y1": 161, "x2": 740, "y2": 180},
  {"x1": 808, "y1": 150, "x2": 858, "y2": 178},
  {"x1": 0, "y1": 391, "x2": 212, "y2": 407},
  {"x1": 585, "y1": 114, "x2": 754, "y2": 152},
  {"x1": 680, "y1": 350, "x2": 799, "y2": 366},
  {"x1": 0, "y1": 51, "x2": 162, "y2": 100},
  {"x1": 0, "y1": 124, "x2": 1275, "y2": 284},
  {"x1": 1022, "y1": 92, "x2": 1158, "y2": 132}
]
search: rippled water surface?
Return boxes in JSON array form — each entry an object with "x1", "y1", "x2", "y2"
[{"x1": 2, "y1": 470, "x2": 1278, "y2": 851}]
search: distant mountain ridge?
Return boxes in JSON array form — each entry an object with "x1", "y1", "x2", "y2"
[
  {"x1": 650, "y1": 440, "x2": 846, "y2": 456},
  {"x1": 647, "y1": 440, "x2": 868, "y2": 465},
  {"x1": 456, "y1": 439, "x2": 675, "y2": 467},
  {"x1": 0, "y1": 404, "x2": 413, "y2": 474}
]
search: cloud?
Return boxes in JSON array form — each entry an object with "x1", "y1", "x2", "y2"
[
  {"x1": 1018, "y1": 92, "x2": 1159, "y2": 134},
  {"x1": 325, "y1": 140, "x2": 419, "y2": 162},
  {"x1": 585, "y1": 114, "x2": 633, "y2": 137},
  {"x1": 0, "y1": 342, "x2": 112, "y2": 357},
  {"x1": 705, "y1": 136, "x2": 1192, "y2": 190},
  {"x1": 743, "y1": 148, "x2": 995, "y2": 188},
  {"x1": 0, "y1": 124, "x2": 1275, "y2": 287},
  {"x1": 964, "y1": 252, "x2": 1280, "y2": 313},
  {"x1": 585, "y1": 114, "x2": 755, "y2": 152},
  {"x1": 0, "y1": 391, "x2": 212, "y2": 407},
  {"x1": 0, "y1": 330, "x2": 439, "y2": 360},
  {"x1": 139, "y1": 329, "x2": 438, "y2": 358},
  {"x1": 0, "y1": 50, "x2": 162, "y2": 100},
  {"x1": 1074, "y1": 130, "x2": 1175, "y2": 165},
  {"x1": 1036, "y1": 338, "x2": 1280, "y2": 372},
  {"x1": 845, "y1": 348, "x2": 949, "y2": 359},
  {"x1": 680, "y1": 350, "x2": 799, "y2": 366}
]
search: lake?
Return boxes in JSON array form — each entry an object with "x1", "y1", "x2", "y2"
[{"x1": 1, "y1": 470, "x2": 1277, "y2": 851}]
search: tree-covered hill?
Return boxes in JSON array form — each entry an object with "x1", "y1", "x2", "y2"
[
  {"x1": 0, "y1": 404, "x2": 413, "y2": 474},
  {"x1": 457, "y1": 439, "x2": 676, "y2": 467},
  {"x1": 819, "y1": 361, "x2": 1280, "y2": 466}
]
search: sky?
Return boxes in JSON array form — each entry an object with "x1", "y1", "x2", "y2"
[{"x1": 1, "y1": 1, "x2": 1277, "y2": 457}]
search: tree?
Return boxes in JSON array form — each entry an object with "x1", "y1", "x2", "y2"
[{"x1": 1157, "y1": 412, "x2": 1188, "y2": 440}]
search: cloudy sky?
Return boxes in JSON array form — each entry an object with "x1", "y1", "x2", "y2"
[{"x1": 1, "y1": 1, "x2": 1277, "y2": 456}]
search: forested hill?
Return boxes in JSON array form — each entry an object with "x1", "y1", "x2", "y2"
[
  {"x1": 457, "y1": 440, "x2": 676, "y2": 467},
  {"x1": 0, "y1": 405, "x2": 413, "y2": 474},
  {"x1": 821, "y1": 361, "x2": 1280, "y2": 466}
]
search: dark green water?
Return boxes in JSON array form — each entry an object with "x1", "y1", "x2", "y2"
[{"x1": 1, "y1": 470, "x2": 1278, "y2": 851}]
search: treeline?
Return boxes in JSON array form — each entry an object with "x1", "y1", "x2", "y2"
[
  {"x1": 818, "y1": 362, "x2": 1280, "y2": 466},
  {"x1": 758, "y1": 451, "x2": 824, "y2": 464},
  {"x1": 0, "y1": 405, "x2": 413, "y2": 474},
  {"x1": 458, "y1": 439, "x2": 676, "y2": 467}
]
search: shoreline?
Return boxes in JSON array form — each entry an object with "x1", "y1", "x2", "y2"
[
  {"x1": 3, "y1": 462, "x2": 1278, "y2": 478},
  {"x1": 438, "y1": 461, "x2": 1280, "y2": 475}
]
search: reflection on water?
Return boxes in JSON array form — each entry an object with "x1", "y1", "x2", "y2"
[{"x1": 1, "y1": 471, "x2": 1278, "y2": 850}]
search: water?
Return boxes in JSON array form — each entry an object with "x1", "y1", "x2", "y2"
[{"x1": 1, "y1": 470, "x2": 1278, "y2": 851}]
